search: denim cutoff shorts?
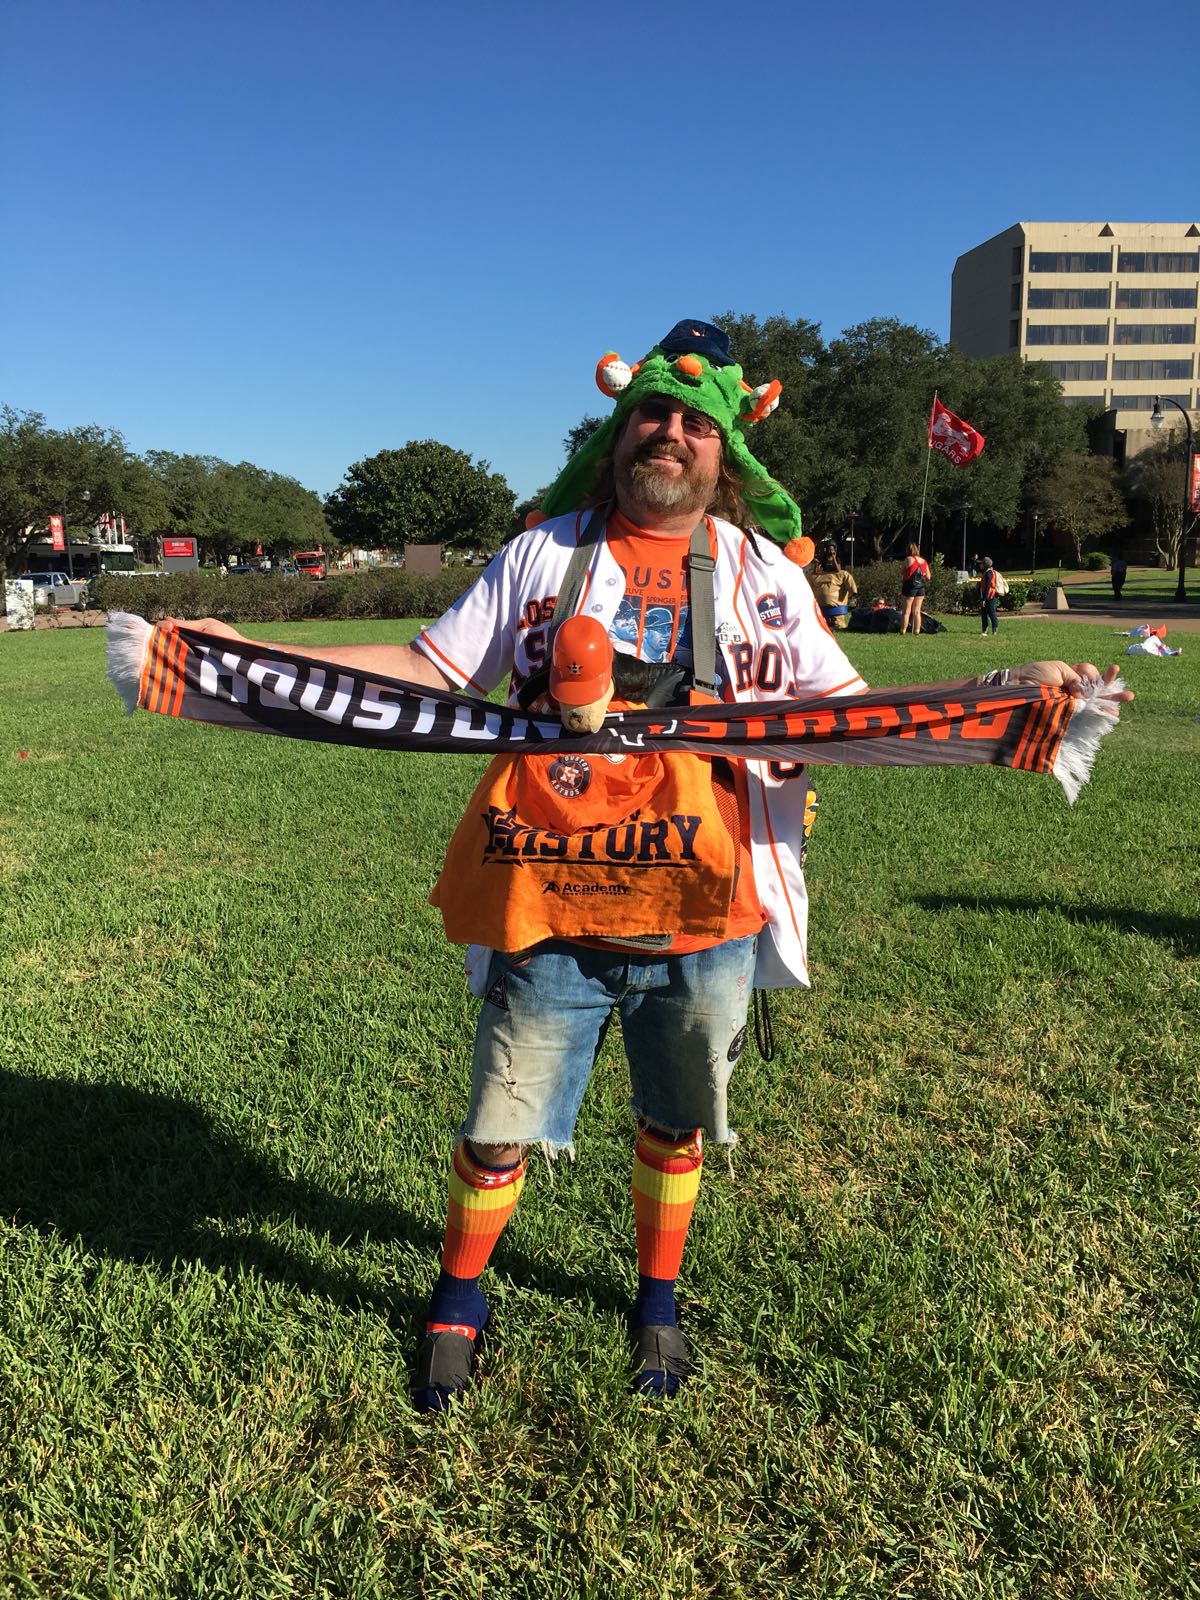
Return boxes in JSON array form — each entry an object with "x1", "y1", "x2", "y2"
[{"x1": 460, "y1": 936, "x2": 757, "y2": 1158}]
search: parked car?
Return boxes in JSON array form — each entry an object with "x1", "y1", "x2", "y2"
[{"x1": 20, "y1": 571, "x2": 90, "y2": 609}]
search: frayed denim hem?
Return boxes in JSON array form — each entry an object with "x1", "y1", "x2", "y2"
[
  {"x1": 457, "y1": 1127, "x2": 577, "y2": 1167},
  {"x1": 629, "y1": 1099, "x2": 739, "y2": 1150}
]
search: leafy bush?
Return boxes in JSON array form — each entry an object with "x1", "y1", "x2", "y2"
[
  {"x1": 89, "y1": 568, "x2": 480, "y2": 624},
  {"x1": 1082, "y1": 551, "x2": 1110, "y2": 570},
  {"x1": 850, "y1": 558, "x2": 961, "y2": 614}
]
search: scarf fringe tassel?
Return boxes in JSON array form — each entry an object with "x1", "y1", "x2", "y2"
[
  {"x1": 1051, "y1": 675, "x2": 1126, "y2": 804},
  {"x1": 106, "y1": 611, "x2": 153, "y2": 715}
]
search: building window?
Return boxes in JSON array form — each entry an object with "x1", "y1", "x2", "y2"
[
  {"x1": 1030, "y1": 360, "x2": 1108, "y2": 381},
  {"x1": 1028, "y1": 251, "x2": 1112, "y2": 273},
  {"x1": 1028, "y1": 287, "x2": 1110, "y2": 309},
  {"x1": 1113, "y1": 322, "x2": 1196, "y2": 345},
  {"x1": 1009, "y1": 319, "x2": 1019, "y2": 348},
  {"x1": 1110, "y1": 392, "x2": 1192, "y2": 412},
  {"x1": 1116, "y1": 252, "x2": 1199, "y2": 274},
  {"x1": 1010, "y1": 282, "x2": 1022, "y2": 312},
  {"x1": 1115, "y1": 286, "x2": 1197, "y2": 309},
  {"x1": 1025, "y1": 323, "x2": 1109, "y2": 345},
  {"x1": 1012, "y1": 245, "x2": 1024, "y2": 275},
  {"x1": 1111, "y1": 359, "x2": 1194, "y2": 381},
  {"x1": 1061, "y1": 395, "x2": 1107, "y2": 407}
]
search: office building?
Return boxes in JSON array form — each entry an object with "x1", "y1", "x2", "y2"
[{"x1": 951, "y1": 222, "x2": 1200, "y2": 451}]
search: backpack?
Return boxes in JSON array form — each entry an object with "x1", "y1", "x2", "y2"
[{"x1": 994, "y1": 570, "x2": 1009, "y2": 596}]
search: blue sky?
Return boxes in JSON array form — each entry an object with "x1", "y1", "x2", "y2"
[{"x1": 5, "y1": 0, "x2": 1198, "y2": 504}]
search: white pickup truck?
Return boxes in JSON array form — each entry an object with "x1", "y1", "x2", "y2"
[{"x1": 22, "y1": 571, "x2": 90, "y2": 609}]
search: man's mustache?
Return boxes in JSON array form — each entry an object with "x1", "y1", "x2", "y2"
[{"x1": 633, "y1": 440, "x2": 690, "y2": 467}]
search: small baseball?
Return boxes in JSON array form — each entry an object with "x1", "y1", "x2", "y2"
[{"x1": 597, "y1": 358, "x2": 632, "y2": 395}]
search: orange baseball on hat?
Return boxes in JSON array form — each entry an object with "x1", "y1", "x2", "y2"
[{"x1": 550, "y1": 616, "x2": 614, "y2": 706}]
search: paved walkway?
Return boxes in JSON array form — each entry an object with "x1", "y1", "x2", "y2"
[{"x1": 1009, "y1": 603, "x2": 1200, "y2": 633}]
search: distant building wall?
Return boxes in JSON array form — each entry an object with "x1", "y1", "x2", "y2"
[{"x1": 951, "y1": 221, "x2": 1200, "y2": 457}]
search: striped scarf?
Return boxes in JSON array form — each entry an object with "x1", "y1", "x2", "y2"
[{"x1": 106, "y1": 613, "x2": 1121, "y2": 802}]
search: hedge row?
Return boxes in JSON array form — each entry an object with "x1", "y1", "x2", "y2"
[
  {"x1": 90, "y1": 558, "x2": 1038, "y2": 626},
  {"x1": 89, "y1": 568, "x2": 480, "y2": 623},
  {"x1": 849, "y1": 559, "x2": 962, "y2": 614}
]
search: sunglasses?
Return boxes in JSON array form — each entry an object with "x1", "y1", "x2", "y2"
[{"x1": 633, "y1": 399, "x2": 721, "y2": 440}]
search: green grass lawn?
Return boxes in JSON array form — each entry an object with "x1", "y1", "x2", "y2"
[{"x1": 1, "y1": 617, "x2": 1198, "y2": 1599}]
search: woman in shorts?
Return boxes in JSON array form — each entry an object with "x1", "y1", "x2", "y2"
[{"x1": 899, "y1": 543, "x2": 931, "y2": 635}]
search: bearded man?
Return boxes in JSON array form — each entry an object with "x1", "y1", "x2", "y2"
[{"x1": 185, "y1": 319, "x2": 1127, "y2": 1411}]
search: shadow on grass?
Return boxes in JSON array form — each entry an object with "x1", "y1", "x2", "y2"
[
  {"x1": 914, "y1": 893, "x2": 1200, "y2": 957},
  {"x1": 0, "y1": 1071, "x2": 631, "y2": 1325}
]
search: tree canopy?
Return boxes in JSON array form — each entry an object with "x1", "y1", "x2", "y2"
[
  {"x1": 0, "y1": 407, "x2": 164, "y2": 575},
  {"x1": 1033, "y1": 455, "x2": 1127, "y2": 564},
  {"x1": 561, "y1": 314, "x2": 1094, "y2": 558},
  {"x1": 324, "y1": 440, "x2": 515, "y2": 552},
  {"x1": 0, "y1": 407, "x2": 329, "y2": 573},
  {"x1": 144, "y1": 452, "x2": 327, "y2": 562}
]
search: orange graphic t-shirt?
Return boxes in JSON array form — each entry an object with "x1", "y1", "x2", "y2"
[{"x1": 600, "y1": 511, "x2": 765, "y2": 953}]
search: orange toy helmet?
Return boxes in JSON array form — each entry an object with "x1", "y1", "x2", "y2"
[{"x1": 550, "y1": 616, "x2": 614, "y2": 706}]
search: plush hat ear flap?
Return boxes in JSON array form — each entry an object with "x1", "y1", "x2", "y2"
[
  {"x1": 537, "y1": 413, "x2": 623, "y2": 522},
  {"x1": 724, "y1": 429, "x2": 804, "y2": 547}
]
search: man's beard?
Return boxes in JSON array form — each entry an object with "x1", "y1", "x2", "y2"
[{"x1": 619, "y1": 440, "x2": 719, "y2": 517}]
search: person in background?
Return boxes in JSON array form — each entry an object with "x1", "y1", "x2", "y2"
[
  {"x1": 1110, "y1": 553, "x2": 1128, "y2": 601},
  {"x1": 899, "y1": 542, "x2": 931, "y2": 635},
  {"x1": 809, "y1": 538, "x2": 858, "y2": 629},
  {"x1": 980, "y1": 557, "x2": 1000, "y2": 635}
]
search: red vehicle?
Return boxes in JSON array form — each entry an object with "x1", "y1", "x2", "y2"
[{"x1": 294, "y1": 549, "x2": 327, "y2": 580}]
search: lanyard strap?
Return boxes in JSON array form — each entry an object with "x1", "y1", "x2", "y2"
[{"x1": 550, "y1": 507, "x2": 717, "y2": 696}]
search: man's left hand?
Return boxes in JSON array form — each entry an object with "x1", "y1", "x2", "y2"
[{"x1": 1011, "y1": 661, "x2": 1134, "y2": 706}]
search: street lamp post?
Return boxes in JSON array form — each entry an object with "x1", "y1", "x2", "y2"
[
  {"x1": 1150, "y1": 396, "x2": 1192, "y2": 603},
  {"x1": 847, "y1": 511, "x2": 858, "y2": 573},
  {"x1": 1031, "y1": 511, "x2": 1039, "y2": 576},
  {"x1": 960, "y1": 503, "x2": 970, "y2": 573}
]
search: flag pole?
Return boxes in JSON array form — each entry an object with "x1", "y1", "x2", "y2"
[{"x1": 916, "y1": 393, "x2": 935, "y2": 556}]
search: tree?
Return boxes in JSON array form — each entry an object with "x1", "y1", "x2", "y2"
[
  {"x1": 1033, "y1": 454, "x2": 1127, "y2": 565},
  {"x1": 562, "y1": 416, "x2": 604, "y2": 459},
  {"x1": 325, "y1": 441, "x2": 515, "y2": 552},
  {"x1": 0, "y1": 406, "x2": 150, "y2": 577},
  {"x1": 1125, "y1": 427, "x2": 1198, "y2": 571},
  {"x1": 141, "y1": 451, "x2": 327, "y2": 562}
]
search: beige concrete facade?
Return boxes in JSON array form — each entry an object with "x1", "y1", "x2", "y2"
[{"x1": 951, "y1": 222, "x2": 1200, "y2": 450}]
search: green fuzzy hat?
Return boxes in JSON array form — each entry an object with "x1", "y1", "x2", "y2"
[{"x1": 537, "y1": 322, "x2": 804, "y2": 547}]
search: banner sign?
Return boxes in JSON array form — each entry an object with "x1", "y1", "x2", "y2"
[
  {"x1": 1191, "y1": 453, "x2": 1200, "y2": 514},
  {"x1": 49, "y1": 515, "x2": 65, "y2": 552},
  {"x1": 163, "y1": 538, "x2": 196, "y2": 559}
]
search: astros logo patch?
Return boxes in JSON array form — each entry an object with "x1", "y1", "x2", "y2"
[
  {"x1": 756, "y1": 593, "x2": 784, "y2": 629},
  {"x1": 548, "y1": 755, "x2": 592, "y2": 798}
]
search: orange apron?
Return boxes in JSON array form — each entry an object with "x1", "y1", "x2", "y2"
[{"x1": 430, "y1": 743, "x2": 733, "y2": 951}]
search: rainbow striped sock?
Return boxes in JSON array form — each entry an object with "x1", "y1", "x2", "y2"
[
  {"x1": 631, "y1": 1125, "x2": 703, "y2": 1329},
  {"x1": 425, "y1": 1142, "x2": 526, "y2": 1338}
]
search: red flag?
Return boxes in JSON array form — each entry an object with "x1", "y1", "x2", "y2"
[
  {"x1": 928, "y1": 397, "x2": 985, "y2": 467},
  {"x1": 49, "y1": 514, "x2": 65, "y2": 552}
]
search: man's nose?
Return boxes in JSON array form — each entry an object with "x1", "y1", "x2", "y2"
[{"x1": 650, "y1": 407, "x2": 687, "y2": 443}]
